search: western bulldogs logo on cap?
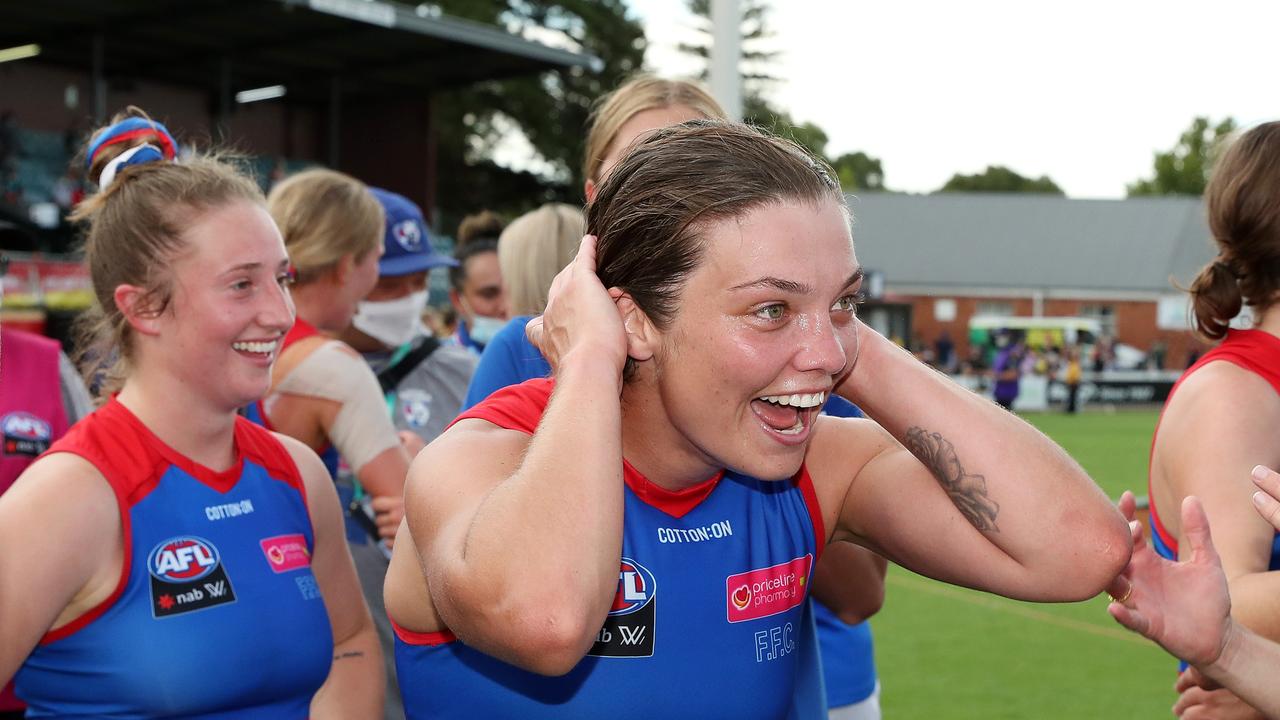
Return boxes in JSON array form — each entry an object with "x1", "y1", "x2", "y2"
[
  {"x1": 589, "y1": 556, "x2": 656, "y2": 658},
  {"x1": 2, "y1": 411, "x2": 52, "y2": 457},
  {"x1": 147, "y1": 535, "x2": 237, "y2": 618},
  {"x1": 393, "y1": 219, "x2": 424, "y2": 253}
]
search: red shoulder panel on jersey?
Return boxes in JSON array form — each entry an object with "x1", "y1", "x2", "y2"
[{"x1": 450, "y1": 378, "x2": 553, "y2": 435}]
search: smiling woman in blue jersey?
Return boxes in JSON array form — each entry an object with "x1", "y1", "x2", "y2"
[
  {"x1": 0, "y1": 110, "x2": 382, "y2": 718},
  {"x1": 381, "y1": 120, "x2": 1131, "y2": 719}
]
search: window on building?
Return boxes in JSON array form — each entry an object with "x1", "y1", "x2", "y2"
[
  {"x1": 1080, "y1": 304, "x2": 1117, "y2": 337},
  {"x1": 974, "y1": 301, "x2": 1015, "y2": 317}
]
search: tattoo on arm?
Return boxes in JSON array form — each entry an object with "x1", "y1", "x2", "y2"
[
  {"x1": 904, "y1": 427, "x2": 1000, "y2": 532},
  {"x1": 334, "y1": 651, "x2": 366, "y2": 661}
]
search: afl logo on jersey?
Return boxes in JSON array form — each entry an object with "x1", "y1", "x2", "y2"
[
  {"x1": 2, "y1": 412, "x2": 52, "y2": 457},
  {"x1": 148, "y1": 536, "x2": 221, "y2": 582},
  {"x1": 609, "y1": 557, "x2": 656, "y2": 616}
]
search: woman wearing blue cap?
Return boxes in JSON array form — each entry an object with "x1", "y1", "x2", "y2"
[
  {"x1": 339, "y1": 188, "x2": 477, "y2": 451},
  {"x1": 0, "y1": 108, "x2": 381, "y2": 717}
]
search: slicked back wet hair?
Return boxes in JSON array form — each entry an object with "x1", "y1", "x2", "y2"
[{"x1": 587, "y1": 120, "x2": 845, "y2": 377}]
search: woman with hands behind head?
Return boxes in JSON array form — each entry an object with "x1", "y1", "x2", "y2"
[
  {"x1": 384, "y1": 120, "x2": 1130, "y2": 719},
  {"x1": 1110, "y1": 467, "x2": 1280, "y2": 720}
]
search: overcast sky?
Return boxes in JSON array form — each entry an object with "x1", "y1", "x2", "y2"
[{"x1": 631, "y1": 0, "x2": 1277, "y2": 198}]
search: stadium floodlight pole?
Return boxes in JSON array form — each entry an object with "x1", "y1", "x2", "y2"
[{"x1": 709, "y1": 0, "x2": 742, "y2": 122}]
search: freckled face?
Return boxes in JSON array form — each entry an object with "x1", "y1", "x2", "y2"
[
  {"x1": 157, "y1": 200, "x2": 295, "y2": 410},
  {"x1": 641, "y1": 198, "x2": 863, "y2": 481}
]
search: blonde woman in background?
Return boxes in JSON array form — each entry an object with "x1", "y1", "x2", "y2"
[{"x1": 256, "y1": 169, "x2": 415, "y2": 719}]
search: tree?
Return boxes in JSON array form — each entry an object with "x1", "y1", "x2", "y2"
[
  {"x1": 1127, "y1": 116, "x2": 1237, "y2": 196},
  {"x1": 938, "y1": 166, "x2": 1063, "y2": 195},
  {"x1": 429, "y1": 0, "x2": 646, "y2": 231},
  {"x1": 831, "y1": 151, "x2": 884, "y2": 192},
  {"x1": 677, "y1": 1, "x2": 886, "y2": 192},
  {"x1": 677, "y1": 0, "x2": 780, "y2": 90}
]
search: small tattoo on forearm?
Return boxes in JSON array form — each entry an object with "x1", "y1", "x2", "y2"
[
  {"x1": 905, "y1": 427, "x2": 1000, "y2": 532},
  {"x1": 334, "y1": 651, "x2": 366, "y2": 661}
]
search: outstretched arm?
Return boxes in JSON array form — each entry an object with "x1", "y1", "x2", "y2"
[
  {"x1": 1108, "y1": 485, "x2": 1280, "y2": 720},
  {"x1": 826, "y1": 324, "x2": 1130, "y2": 602}
]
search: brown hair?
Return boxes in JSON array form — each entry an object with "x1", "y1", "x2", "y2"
[
  {"x1": 456, "y1": 210, "x2": 505, "y2": 247},
  {"x1": 587, "y1": 120, "x2": 844, "y2": 378},
  {"x1": 69, "y1": 108, "x2": 264, "y2": 393},
  {"x1": 267, "y1": 168, "x2": 383, "y2": 285},
  {"x1": 583, "y1": 74, "x2": 726, "y2": 184},
  {"x1": 1190, "y1": 121, "x2": 1280, "y2": 340}
]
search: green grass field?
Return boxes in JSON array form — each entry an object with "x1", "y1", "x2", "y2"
[{"x1": 872, "y1": 408, "x2": 1175, "y2": 718}]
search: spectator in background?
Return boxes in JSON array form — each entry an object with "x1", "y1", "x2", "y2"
[
  {"x1": 339, "y1": 187, "x2": 476, "y2": 448},
  {"x1": 992, "y1": 336, "x2": 1022, "y2": 410},
  {"x1": 1063, "y1": 346, "x2": 1083, "y2": 414},
  {"x1": 1146, "y1": 120, "x2": 1280, "y2": 719},
  {"x1": 0, "y1": 319, "x2": 93, "y2": 718},
  {"x1": 934, "y1": 329, "x2": 956, "y2": 373},
  {"x1": 461, "y1": 203, "x2": 583, "y2": 410},
  {"x1": 449, "y1": 211, "x2": 508, "y2": 354}
]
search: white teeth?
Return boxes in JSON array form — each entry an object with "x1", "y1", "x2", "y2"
[
  {"x1": 233, "y1": 340, "x2": 277, "y2": 354},
  {"x1": 758, "y1": 392, "x2": 826, "y2": 408}
]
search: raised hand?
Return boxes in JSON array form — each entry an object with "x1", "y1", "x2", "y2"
[{"x1": 525, "y1": 235, "x2": 629, "y2": 379}]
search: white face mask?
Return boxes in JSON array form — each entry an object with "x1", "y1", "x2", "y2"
[
  {"x1": 467, "y1": 313, "x2": 507, "y2": 346},
  {"x1": 352, "y1": 290, "x2": 428, "y2": 348}
]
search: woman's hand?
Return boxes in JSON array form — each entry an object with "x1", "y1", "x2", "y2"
[
  {"x1": 526, "y1": 235, "x2": 628, "y2": 379},
  {"x1": 1106, "y1": 492, "x2": 1232, "y2": 668}
]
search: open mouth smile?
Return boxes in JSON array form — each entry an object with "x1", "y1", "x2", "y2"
[{"x1": 750, "y1": 391, "x2": 826, "y2": 439}]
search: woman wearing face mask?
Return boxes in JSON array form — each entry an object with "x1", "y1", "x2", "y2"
[
  {"x1": 448, "y1": 212, "x2": 509, "y2": 354},
  {"x1": 340, "y1": 188, "x2": 478, "y2": 450}
]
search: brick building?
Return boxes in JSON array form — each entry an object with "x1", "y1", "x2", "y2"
[{"x1": 848, "y1": 191, "x2": 1216, "y2": 370}]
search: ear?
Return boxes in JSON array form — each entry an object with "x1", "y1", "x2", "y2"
[
  {"x1": 614, "y1": 291, "x2": 657, "y2": 362},
  {"x1": 584, "y1": 178, "x2": 598, "y2": 203},
  {"x1": 333, "y1": 253, "x2": 355, "y2": 285},
  {"x1": 114, "y1": 283, "x2": 163, "y2": 337}
]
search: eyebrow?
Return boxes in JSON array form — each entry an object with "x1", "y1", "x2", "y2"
[
  {"x1": 220, "y1": 259, "x2": 289, "y2": 276},
  {"x1": 729, "y1": 267, "x2": 864, "y2": 295}
]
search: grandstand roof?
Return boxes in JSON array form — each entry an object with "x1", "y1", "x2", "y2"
[
  {"x1": 2, "y1": 0, "x2": 597, "y2": 103},
  {"x1": 847, "y1": 192, "x2": 1214, "y2": 297}
]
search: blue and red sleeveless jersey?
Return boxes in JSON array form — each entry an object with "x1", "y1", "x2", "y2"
[
  {"x1": 15, "y1": 397, "x2": 334, "y2": 718},
  {"x1": 393, "y1": 378, "x2": 826, "y2": 718},
  {"x1": 1149, "y1": 329, "x2": 1280, "y2": 567}
]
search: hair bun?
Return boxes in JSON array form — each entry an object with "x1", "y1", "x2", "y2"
[{"x1": 84, "y1": 114, "x2": 178, "y2": 185}]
